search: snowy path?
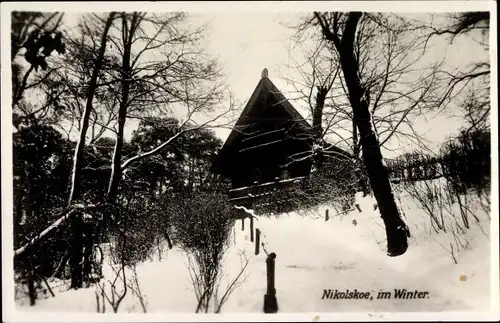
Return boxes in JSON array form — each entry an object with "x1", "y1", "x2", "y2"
[
  {"x1": 15, "y1": 194, "x2": 491, "y2": 314},
  {"x1": 223, "y1": 211, "x2": 485, "y2": 313}
]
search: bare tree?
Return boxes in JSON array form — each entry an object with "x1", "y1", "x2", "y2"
[
  {"x1": 12, "y1": 12, "x2": 237, "y2": 267},
  {"x1": 100, "y1": 12, "x2": 229, "y2": 204},
  {"x1": 426, "y1": 12, "x2": 489, "y2": 43},
  {"x1": 94, "y1": 256, "x2": 128, "y2": 313},
  {"x1": 312, "y1": 12, "x2": 411, "y2": 257},
  {"x1": 167, "y1": 192, "x2": 248, "y2": 313},
  {"x1": 425, "y1": 12, "x2": 490, "y2": 133},
  {"x1": 67, "y1": 12, "x2": 117, "y2": 204},
  {"x1": 280, "y1": 12, "x2": 484, "y2": 257},
  {"x1": 281, "y1": 13, "x2": 459, "y2": 206},
  {"x1": 287, "y1": 13, "x2": 449, "y2": 159}
]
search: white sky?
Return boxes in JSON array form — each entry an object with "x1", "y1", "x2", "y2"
[
  {"x1": 198, "y1": 13, "x2": 299, "y2": 139},
  {"x1": 189, "y1": 12, "x2": 490, "y2": 157},
  {"x1": 9, "y1": 6, "x2": 493, "y2": 159}
]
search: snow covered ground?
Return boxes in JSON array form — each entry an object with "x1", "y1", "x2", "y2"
[{"x1": 12, "y1": 185, "x2": 495, "y2": 318}]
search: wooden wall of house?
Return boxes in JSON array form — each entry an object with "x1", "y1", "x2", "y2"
[{"x1": 226, "y1": 99, "x2": 312, "y2": 189}]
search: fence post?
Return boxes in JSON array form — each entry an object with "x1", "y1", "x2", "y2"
[
  {"x1": 263, "y1": 252, "x2": 278, "y2": 313},
  {"x1": 255, "y1": 229, "x2": 260, "y2": 255},
  {"x1": 241, "y1": 217, "x2": 245, "y2": 231},
  {"x1": 82, "y1": 218, "x2": 94, "y2": 283},
  {"x1": 27, "y1": 269, "x2": 36, "y2": 306},
  {"x1": 325, "y1": 209, "x2": 329, "y2": 221},
  {"x1": 250, "y1": 216, "x2": 254, "y2": 242},
  {"x1": 70, "y1": 213, "x2": 84, "y2": 289}
]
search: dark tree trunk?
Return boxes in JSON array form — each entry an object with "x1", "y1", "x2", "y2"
[
  {"x1": 82, "y1": 221, "x2": 95, "y2": 283},
  {"x1": 107, "y1": 13, "x2": 139, "y2": 204},
  {"x1": 66, "y1": 12, "x2": 116, "y2": 291},
  {"x1": 352, "y1": 125, "x2": 369, "y2": 196},
  {"x1": 355, "y1": 117, "x2": 409, "y2": 256},
  {"x1": 13, "y1": 175, "x2": 24, "y2": 248},
  {"x1": 70, "y1": 213, "x2": 84, "y2": 289},
  {"x1": 27, "y1": 270, "x2": 37, "y2": 306},
  {"x1": 312, "y1": 86, "x2": 328, "y2": 169},
  {"x1": 68, "y1": 12, "x2": 116, "y2": 204},
  {"x1": 188, "y1": 158, "x2": 195, "y2": 192},
  {"x1": 316, "y1": 11, "x2": 410, "y2": 256},
  {"x1": 313, "y1": 86, "x2": 328, "y2": 143},
  {"x1": 106, "y1": 101, "x2": 128, "y2": 203}
]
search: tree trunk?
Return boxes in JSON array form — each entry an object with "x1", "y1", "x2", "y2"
[
  {"x1": 70, "y1": 213, "x2": 84, "y2": 289},
  {"x1": 312, "y1": 86, "x2": 328, "y2": 169},
  {"x1": 13, "y1": 175, "x2": 24, "y2": 248},
  {"x1": 68, "y1": 12, "x2": 116, "y2": 205},
  {"x1": 313, "y1": 86, "x2": 328, "y2": 143},
  {"x1": 106, "y1": 97, "x2": 128, "y2": 203},
  {"x1": 353, "y1": 128, "x2": 369, "y2": 197},
  {"x1": 355, "y1": 117, "x2": 409, "y2": 256},
  {"x1": 66, "y1": 12, "x2": 115, "y2": 291},
  {"x1": 82, "y1": 220, "x2": 95, "y2": 283},
  {"x1": 107, "y1": 13, "x2": 139, "y2": 204},
  {"x1": 28, "y1": 270, "x2": 37, "y2": 306},
  {"x1": 328, "y1": 12, "x2": 410, "y2": 256}
]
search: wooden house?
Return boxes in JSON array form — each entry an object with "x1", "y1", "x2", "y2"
[{"x1": 210, "y1": 69, "x2": 351, "y2": 209}]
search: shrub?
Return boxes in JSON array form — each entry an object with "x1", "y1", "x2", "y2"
[
  {"x1": 165, "y1": 192, "x2": 243, "y2": 313},
  {"x1": 251, "y1": 156, "x2": 358, "y2": 216}
]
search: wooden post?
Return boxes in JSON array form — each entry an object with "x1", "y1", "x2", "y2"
[
  {"x1": 263, "y1": 253, "x2": 278, "y2": 313},
  {"x1": 27, "y1": 270, "x2": 36, "y2": 306},
  {"x1": 157, "y1": 236, "x2": 162, "y2": 260},
  {"x1": 241, "y1": 217, "x2": 245, "y2": 231},
  {"x1": 70, "y1": 213, "x2": 84, "y2": 289},
  {"x1": 164, "y1": 229, "x2": 173, "y2": 249},
  {"x1": 82, "y1": 219, "x2": 94, "y2": 284},
  {"x1": 250, "y1": 216, "x2": 254, "y2": 242},
  {"x1": 255, "y1": 229, "x2": 261, "y2": 255},
  {"x1": 325, "y1": 209, "x2": 329, "y2": 221}
]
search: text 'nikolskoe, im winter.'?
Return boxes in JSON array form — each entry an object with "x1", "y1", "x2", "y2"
[{"x1": 321, "y1": 289, "x2": 430, "y2": 300}]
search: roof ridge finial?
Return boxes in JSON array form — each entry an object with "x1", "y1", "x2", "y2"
[{"x1": 261, "y1": 68, "x2": 269, "y2": 79}]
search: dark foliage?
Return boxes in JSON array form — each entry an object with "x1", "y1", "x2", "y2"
[
  {"x1": 440, "y1": 128, "x2": 490, "y2": 195},
  {"x1": 387, "y1": 128, "x2": 491, "y2": 196},
  {"x1": 13, "y1": 116, "x2": 225, "y2": 288},
  {"x1": 11, "y1": 11, "x2": 66, "y2": 71},
  {"x1": 13, "y1": 125, "x2": 73, "y2": 249}
]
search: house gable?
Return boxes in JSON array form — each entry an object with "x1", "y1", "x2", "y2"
[
  {"x1": 211, "y1": 70, "x2": 313, "y2": 178},
  {"x1": 210, "y1": 69, "x2": 353, "y2": 190}
]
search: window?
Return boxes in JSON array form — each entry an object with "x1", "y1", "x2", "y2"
[{"x1": 281, "y1": 168, "x2": 289, "y2": 180}]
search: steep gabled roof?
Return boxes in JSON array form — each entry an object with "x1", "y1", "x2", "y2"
[
  {"x1": 217, "y1": 72, "x2": 311, "y2": 157},
  {"x1": 211, "y1": 69, "x2": 352, "y2": 175}
]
